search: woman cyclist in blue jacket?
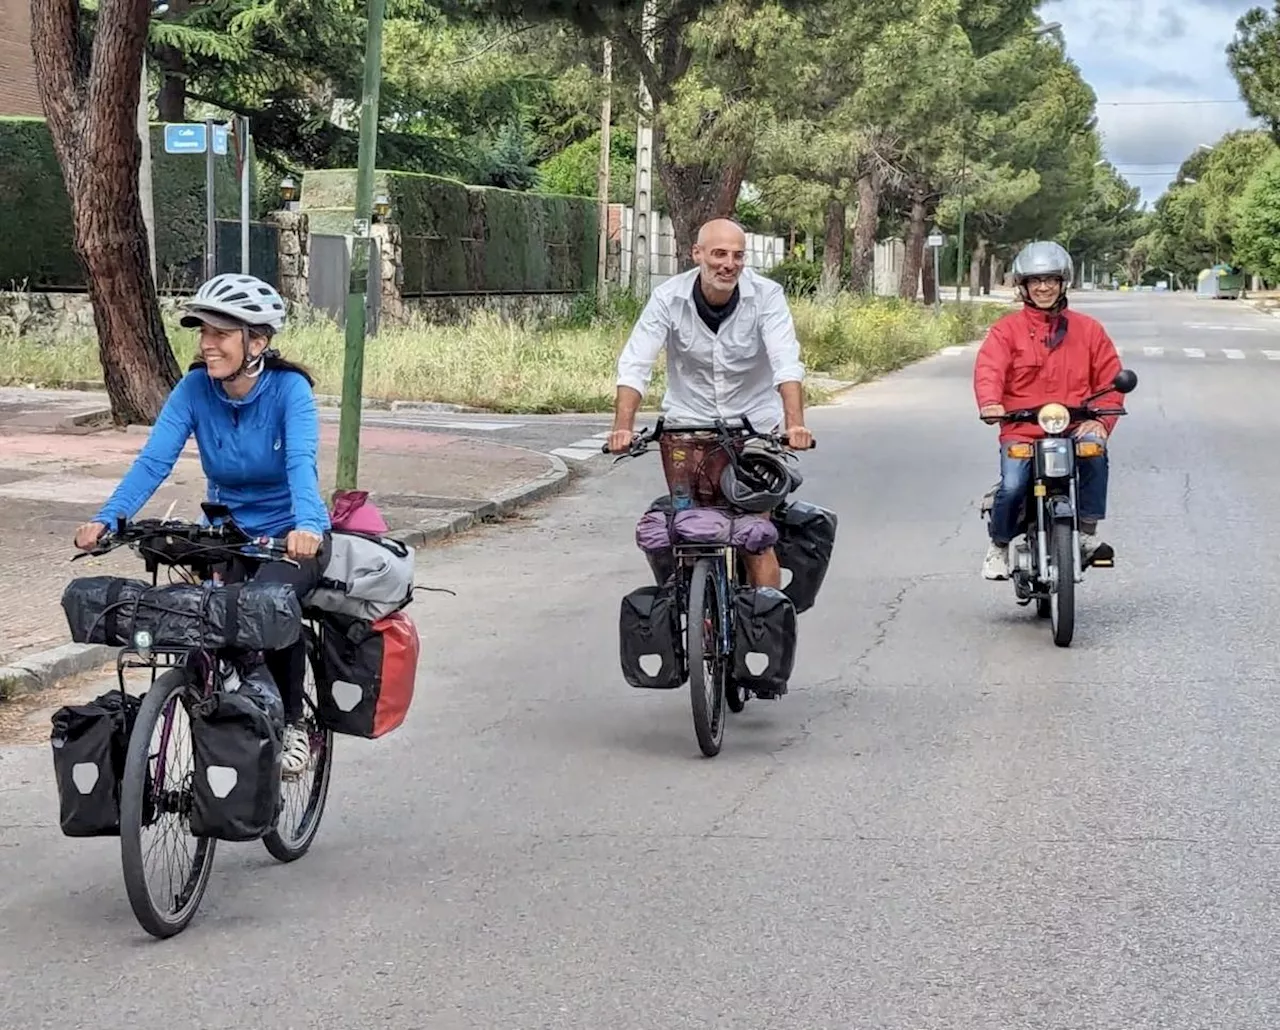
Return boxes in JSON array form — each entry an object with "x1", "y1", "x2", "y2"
[{"x1": 74, "y1": 273, "x2": 331, "y2": 777}]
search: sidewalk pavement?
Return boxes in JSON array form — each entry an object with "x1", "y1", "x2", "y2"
[{"x1": 0, "y1": 387, "x2": 570, "y2": 696}]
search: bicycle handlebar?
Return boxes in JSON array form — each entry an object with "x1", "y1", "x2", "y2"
[
  {"x1": 600, "y1": 415, "x2": 817, "y2": 456},
  {"x1": 71, "y1": 515, "x2": 292, "y2": 564}
]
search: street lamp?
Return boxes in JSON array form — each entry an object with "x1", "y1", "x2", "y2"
[{"x1": 279, "y1": 176, "x2": 299, "y2": 210}]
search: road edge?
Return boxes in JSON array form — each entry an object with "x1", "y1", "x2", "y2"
[{"x1": 0, "y1": 450, "x2": 572, "y2": 702}]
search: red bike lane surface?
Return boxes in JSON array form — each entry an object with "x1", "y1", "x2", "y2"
[{"x1": 0, "y1": 405, "x2": 557, "y2": 668}]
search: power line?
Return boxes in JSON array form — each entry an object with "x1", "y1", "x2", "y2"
[{"x1": 1095, "y1": 99, "x2": 1243, "y2": 106}]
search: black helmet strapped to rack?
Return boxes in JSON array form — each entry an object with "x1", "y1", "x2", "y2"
[{"x1": 720, "y1": 449, "x2": 801, "y2": 513}]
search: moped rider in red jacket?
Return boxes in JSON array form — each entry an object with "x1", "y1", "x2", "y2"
[{"x1": 973, "y1": 240, "x2": 1123, "y2": 580}]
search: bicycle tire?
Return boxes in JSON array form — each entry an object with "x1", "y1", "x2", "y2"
[
  {"x1": 119, "y1": 667, "x2": 217, "y2": 939},
  {"x1": 688, "y1": 557, "x2": 726, "y2": 757},
  {"x1": 263, "y1": 629, "x2": 334, "y2": 863}
]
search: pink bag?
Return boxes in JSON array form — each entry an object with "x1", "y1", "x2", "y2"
[{"x1": 330, "y1": 490, "x2": 390, "y2": 534}]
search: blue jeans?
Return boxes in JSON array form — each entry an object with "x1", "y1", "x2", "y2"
[{"x1": 988, "y1": 436, "x2": 1109, "y2": 546}]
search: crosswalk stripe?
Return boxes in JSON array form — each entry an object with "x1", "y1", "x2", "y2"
[
  {"x1": 1264, "y1": 351, "x2": 1280, "y2": 360},
  {"x1": 1224, "y1": 348, "x2": 1246, "y2": 359},
  {"x1": 1143, "y1": 346, "x2": 1164, "y2": 357},
  {"x1": 1184, "y1": 348, "x2": 1205, "y2": 358}
]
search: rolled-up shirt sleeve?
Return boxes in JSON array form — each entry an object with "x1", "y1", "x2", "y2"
[
  {"x1": 759, "y1": 287, "x2": 806, "y2": 386},
  {"x1": 616, "y1": 291, "x2": 671, "y2": 396}
]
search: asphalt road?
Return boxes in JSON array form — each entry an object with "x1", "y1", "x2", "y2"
[{"x1": 4, "y1": 289, "x2": 1280, "y2": 1027}]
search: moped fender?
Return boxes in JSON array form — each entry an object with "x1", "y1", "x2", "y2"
[{"x1": 1046, "y1": 494, "x2": 1074, "y2": 521}]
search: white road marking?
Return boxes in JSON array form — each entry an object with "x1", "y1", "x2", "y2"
[
  {"x1": 1143, "y1": 346, "x2": 1164, "y2": 357},
  {"x1": 1223, "y1": 348, "x2": 1246, "y2": 359},
  {"x1": 1184, "y1": 348, "x2": 1205, "y2": 358}
]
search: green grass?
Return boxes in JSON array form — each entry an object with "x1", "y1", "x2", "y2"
[{"x1": 0, "y1": 293, "x2": 1009, "y2": 413}]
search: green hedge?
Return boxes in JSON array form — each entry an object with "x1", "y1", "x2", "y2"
[
  {"x1": 0, "y1": 117, "x2": 248, "y2": 291},
  {"x1": 302, "y1": 168, "x2": 597, "y2": 295}
]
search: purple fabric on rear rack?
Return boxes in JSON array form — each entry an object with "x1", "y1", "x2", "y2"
[
  {"x1": 672, "y1": 507, "x2": 733, "y2": 544},
  {"x1": 635, "y1": 509, "x2": 672, "y2": 552},
  {"x1": 731, "y1": 515, "x2": 779, "y2": 554}
]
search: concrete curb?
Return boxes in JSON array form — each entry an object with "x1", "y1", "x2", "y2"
[
  {"x1": 0, "y1": 643, "x2": 120, "y2": 701},
  {"x1": 0, "y1": 451, "x2": 573, "y2": 702}
]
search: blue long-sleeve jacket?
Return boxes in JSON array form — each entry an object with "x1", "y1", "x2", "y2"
[{"x1": 94, "y1": 367, "x2": 332, "y2": 539}]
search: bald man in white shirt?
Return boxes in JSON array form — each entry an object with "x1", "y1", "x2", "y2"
[{"x1": 607, "y1": 218, "x2": 813, "y2": 588}]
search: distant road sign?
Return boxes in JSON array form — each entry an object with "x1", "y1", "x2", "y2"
[
  {"x1": 164, "y1": 123, "x2": 207, "y2": 154},
  {"x1": 212, "y1": 123, "x2": 229, "y2": 156},
  {"x1": 927, "y1": 233, "x2": 945, "y2": 248}
]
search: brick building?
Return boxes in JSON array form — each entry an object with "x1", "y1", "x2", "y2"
[{"x1": 0, "y1": 0, "x2": 42, "y2": 117}]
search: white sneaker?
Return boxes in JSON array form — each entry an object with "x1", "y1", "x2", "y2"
[
  {"x1": 281, "y1": 724, "x2": 310, "y2": 779},
  {"x1": 1080, "y1": 532, "x2": 1100, "y2": 564},
  {"x1": 982, "y1": 542, "x2": 1010, "y2": 580}
]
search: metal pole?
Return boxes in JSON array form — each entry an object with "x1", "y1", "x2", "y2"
[
  {"x1": 932, "y1": 244, "x2": 941, "y2": 316},
  {"x1": 240, "y1": 116, "x2": 251, "y2": 274},
  {"x1": 630, "y1": 0, "x2": 656, "y2": 299},
  {"x1": 205, "y1": 117, "x2": 216, "y2": 281},
  {"x1": 335, "y1": 0, "x2": 386, "y2": 492},
  {"x1": 596, "y1": 40, "x2": 612, "y2": 305},
  {"x1": 955, "y1": 138, "x2": 966, "y2": 304},
  {"x1": 137, "y1": 58, "x2": 156, "y2": 285}
]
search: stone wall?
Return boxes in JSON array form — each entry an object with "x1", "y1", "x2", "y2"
[{"x1": 0, "y1": 290, "x2": 187, "y2": 339}]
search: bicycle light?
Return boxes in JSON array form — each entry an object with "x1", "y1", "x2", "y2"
[
  {"x1": 1037, "y1": 403, "x2": 1070, "y2": 435},
  {"x1": 133, "y1": 630, "x2": 153, "y2": 652}
]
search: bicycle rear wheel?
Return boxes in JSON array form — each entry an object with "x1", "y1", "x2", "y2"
[
  {"x1": 264, "y1": 627, "x2": 334, "y2": 862},
  {"x1": 119, "y1": 668, "x2": 217, "y2": 939},
  {"x1": 687, "y1": 557, "x2": 727, "y2": 757}
]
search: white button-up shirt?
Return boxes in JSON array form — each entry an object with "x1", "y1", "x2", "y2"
[{"x1": 615, "y1": 266, "x2": 806, "y2": 430}]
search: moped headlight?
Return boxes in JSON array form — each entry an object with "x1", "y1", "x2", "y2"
[{"x1": 1037, "y1": 403, "x2": 1070, "y2": 435}]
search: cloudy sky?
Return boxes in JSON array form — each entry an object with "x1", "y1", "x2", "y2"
[{"x1": 1050, "y1": 0, "x2": 1263, "y2": 206}]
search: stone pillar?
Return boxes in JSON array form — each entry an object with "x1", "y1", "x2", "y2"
[
  {"x1": 370, "y1": 222, "x2": 406, "y2": 325},
  {"x1": 266, "y1": 210, "x2": 310, "y2": 304}
]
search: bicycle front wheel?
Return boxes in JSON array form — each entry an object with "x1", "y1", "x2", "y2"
[
  {"x1": 687, "y1": 557, "x2": 727, "y2": 757},
  {"x1": 119, "y1": 667, "x2": 217, "y2": 939}
]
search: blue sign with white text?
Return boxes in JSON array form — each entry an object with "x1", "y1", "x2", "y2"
[{"x1": 164, "y1": 123, "x2": 207, "y2": 154}]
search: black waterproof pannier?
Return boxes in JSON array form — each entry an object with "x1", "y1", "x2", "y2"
[
  {"x1": 189, "y1": 691, "x2": 283, "y2": 842},
  {"x1": 773, "y1": 501, "x2": 838, "y2": 613},
  {"x1": 619, "y1": 584, "x2": 685, "y2": 689},
  {"x1": 62, "y1": 576, "x2": 302, "y2": 652},
  {"x1": 731, "y1": 586, "x2": 798, "y2": 696},
  {"x1": 49, "y1": 689, "x2": 142, "y2": 837}
]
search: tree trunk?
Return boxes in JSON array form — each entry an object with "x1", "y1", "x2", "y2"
[
  {"x1": 980, "y1": 252, "x2": 993, "y2": 294},
  {"x1": 968, "y1": 237, "x2": 987, "y2": 295},
  {"x1": 156, "y1": 47, "x2": 187, "y2": 121},
  {"x1": 655, "y1": 124, "x2": 749, "y2": 270},
  {"x1": 921, "y1": 243, "x2": 937, "y2": 306},
  {"x1": 897, "y1": 190, "x2": 928, "y2": 301},
  {"x1": 848, "y1": 167, "x2": 881, "y2": 295},
  {"x1": 820, "y1": 196, "x2": 845, "y2": 296},
  {"x1": 32, "y1": 0, "x2": 182, "y2": 426}
]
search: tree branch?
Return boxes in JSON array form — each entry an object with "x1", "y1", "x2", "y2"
[
  {"x1": 28, "y1": 0, "x2": 86, "y2": 149},
  {"x1": 83, "y1": 0, "x2": 149, "y2": 156}
]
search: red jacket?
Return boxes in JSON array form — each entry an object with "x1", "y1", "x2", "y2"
[{"x1": 973, "y1": 303, "x2": 1124, "y2": 443}]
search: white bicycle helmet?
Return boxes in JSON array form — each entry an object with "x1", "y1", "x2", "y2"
[{"x1": 180, "y1": 273, "x2": 287, "y2": 334}]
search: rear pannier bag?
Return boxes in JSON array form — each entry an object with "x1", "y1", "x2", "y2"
[
  {"x1": 773, "y1": 501, "x2": 838, "y2": 614},
  {"x1": 315, "y1": 610, "x2": 420, "y2": 738},
  {"x1": 49, "y1": 689, "x2": 141, "y2": 837},
  {"x1": 304, "y1": 531, "x2": 416, "y2": 621},
  {"x1": 189, "y1": 691, "x2": 283, "y2": 842},
  {"x1": 61, "y1": 577, "x2": 302, "y2": 651},
  {"x1": 731, "y1": 587, "x2": 798, "y2": 696},
  {"x1": 619, "y1": 584, "x2": 684, "y2": 689}
]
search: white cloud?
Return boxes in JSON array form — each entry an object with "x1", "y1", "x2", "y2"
[{"x1": 1049, "y1": 0, "x2": 1264, "y2": 204}]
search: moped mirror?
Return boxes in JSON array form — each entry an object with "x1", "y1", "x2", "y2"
[{"x1": 1112, "y1": 369, "x2": 1138, "y2": 394}]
